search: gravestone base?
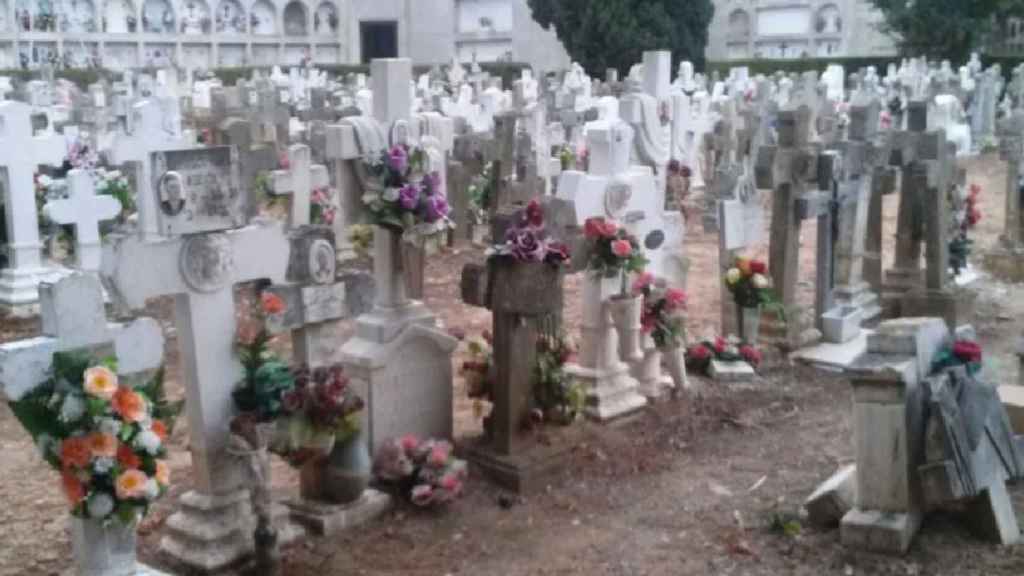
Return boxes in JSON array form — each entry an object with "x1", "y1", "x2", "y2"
[
  {"x1": 900, "y1": 288, "x2": 976, "y2": 331},
  {"x1": 882, "y1": 268, "x2": 925, "y2": 319},
  {"x1": 983, "y1": 247, "x2": 1024, "y2": 283},
  {"x1": 568, "y1": 363, "x2": 647, "y2": 422},
  {"x1": 761, "y1": 311, "x2": 821, "y2": 352},
  {"x1": 840, "y1": 508, "x2": 921, "y2": 555},
  {"x1": 62, "y1": 564, "x2": 172, "y2": 576},
  {"x1": 159, "y1": 489, "x2": 256, "y2": 573},
  {"x1": 833, "y1": 281, "x2": 882, "y2": 327},
  {"x1": 0, "y1": 265, "x2": 70, "y2": 315},
  {"x1": 459, "y1": 427, "x2": 584, "y2": 493},
  {"x1": 286, "y1": 489, "x2": 392, "y2": 536}
]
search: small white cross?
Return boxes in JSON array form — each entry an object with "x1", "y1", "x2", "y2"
[
  {"x1": 271, "y1": 143, "x2": 329, "y2": 228},
  {"x1": 43, "y1": 169, "x2": 121, "y2": 271}
]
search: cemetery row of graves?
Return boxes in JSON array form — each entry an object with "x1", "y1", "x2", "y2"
[{"x1": 0, "y1": 48, "x2": 1023, "y2": 574}]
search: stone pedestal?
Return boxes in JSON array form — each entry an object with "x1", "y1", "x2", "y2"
[
  {"x1": 567, "y1": 275, "x2": 647, "y2": 421},
  {"x1": 160, "y1": 489, "x2": 255, "y2": 572},
  {"x1": 833, "y1": 281, "x2": 882, "y2": 327},
  {"x1": 460, "y1": 426, "x2": 584, "y2": 493},
  {"x1": 0, "y1": 265, "x2": 70, "y2": 315},
  {"x1": 709, "y1": 359, "x2": 755, "y2": 382},
  {"x1": 632, "y1": 335, "x2": 673, "y2": 400},
  {"x1": 286, "y1": 489, "x2": 392, "y2": 536}
]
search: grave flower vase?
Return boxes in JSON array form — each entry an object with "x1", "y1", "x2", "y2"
[
  {"x1": 374, "y1": 226, "x2": 408, "y2": 308},
  {"x1": 662, "y1": 343, "x2": 689, "y2": 391},
  {"x1": 609, "y1": 295, "x2": 643, "y2": 363},
  {"x1": 69, "y1": 517, "x2": 138, "y2": 576},
  {"x1": 737, "y1": 306, "x2": 762, "y2": 344},
  {"x1": 322, "y1": 427, "x2": 371, "y2": 505}
]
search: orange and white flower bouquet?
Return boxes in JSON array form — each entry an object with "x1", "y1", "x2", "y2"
[{"x1": 8, "y1": 351, "x2": 179, "y2": 525}]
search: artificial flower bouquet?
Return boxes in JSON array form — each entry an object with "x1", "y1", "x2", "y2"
[
  {"x1": 279, "y1": 364, "x2": 365, "y2": 466},
  {"x1": 632, "y1": 272, "x2": 688, "y2": 350},
  {"x1": 533, "y1": 333, "x2": 584, "y2": 426},
  {"x1": 487, "y1": 200, "x2": 571, "y2": 266},
  {"x1": 233, "y1": 292, "x2": 294, "y2": 424},
  {"x1": 685, "y1": 337, "x2": 763, "y2": 375},
  {"x1": 373, "y1": 435, "x2": 467, "y2": 508},
  {"x1": 8, "y1": 352, "x2": 179, "y2": 524},
  {"x1": 583, "y1": 217, "x2": 648, "y2": 291},
  {"x1": 724, "y1": 256, "x2": 782, "y2": 316},
  {"x1": 931, "y1": 338, "x2": 983, "y2": 376},
  {"x1": 362, "y1": 144, "x2": 453, "y2": 240},
  {"x1": 461, "y1": 332, "x2": 494, "y2": 402}
]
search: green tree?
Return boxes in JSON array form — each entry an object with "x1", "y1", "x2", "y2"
[
  {"x1": 527, "y1": 0, "x2": 714, "y2": 76},
  {"x1": 867, "y1": 0, "x2": 1018, "y2": 60}
]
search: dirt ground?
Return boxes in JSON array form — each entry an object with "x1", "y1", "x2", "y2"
[{"x1": 2, "y1": 153, "x2": 1023, "y2": 576}]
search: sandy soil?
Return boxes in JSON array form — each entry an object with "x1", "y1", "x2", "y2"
[{"x1": 1, "y1": 154, "x2": 1022, "y2": 576}]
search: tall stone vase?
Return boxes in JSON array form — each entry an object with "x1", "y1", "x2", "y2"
[
  {"x1": 374, "y1": 226, "x2": 408, "y2": 309},
  {"x1": 737, "y1": 305, "x2": 762, "y2": 344},
  {"x1": 69, "y1": 517, "x2": 138, "y2": 576},
  {"x1": 662, "y1": 343, "x2": 689, "y2": 392},
  {"x1": 609, "y1": 294, "x2": 644, "y2": 364},
  {"x1": 322, "y1": 427, "x2": 372, "y2": 505}
]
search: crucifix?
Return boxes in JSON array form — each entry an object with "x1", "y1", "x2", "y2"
[
  {"x1": 102, "y1": 146, "x2": 291, "y2": 573},
  {"x1": 755, "y1": 105, "x2": 828, "y2": 348},
  {"x1": 42, "y1": 168, "x2": 121, "y2": 272},
  {"x1": 0, "y1": 100, "x2": 67, "y2": 307},
  {"x1": 213, "y1": 117, "x2": 279, "y2": 220},
  {"x1": 271, "y1": 143, "x2": 330, "y2": 228},
  {"x1": 107, "y1": 98, "x2": 192, "y2": 240}
]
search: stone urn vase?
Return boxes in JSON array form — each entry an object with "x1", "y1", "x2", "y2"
[
  {"x1": 737, "y1": 305, "x2": 762, "y2": 344},
  {"x1": 609, "y1": 295, "x2": 644, "y2": 363},
  {"x1": 662, "y1": 343, "x2": 689, "y2": 392},
  {"x1": 69, "y1": 517, "x2": 138, "y2": 576},
  {"x1": 374, "y1": 226, "x2": 408, "y2": 308},
  {"x1": 321, "y1": 427, "x2": 372, "y2": 505}
]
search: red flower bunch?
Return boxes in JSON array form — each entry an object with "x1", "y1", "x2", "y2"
[
  {"x1": 632, "y1": 273, "x2": 687, "y2": 349},
  {"x1": 952, "y1": 340, "x2": 982, "y2": 364},
  {"x1": 583, "y1": 217, "x2": 648, "y2": 280},
  {"x1": 739, "y1": 345, "x2": 763, "y2": 368},
  {"x1": 373, "y1": 436, "x2": 467, "y2": 508},
  {"x1": 685, "y1": 337, "x2": 763, "y2": 375},
  {"x1": 965, "y1": 184, "x2": 982, "y2": 228}
]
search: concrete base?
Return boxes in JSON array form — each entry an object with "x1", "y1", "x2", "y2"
[
  {"x1": 901, "y1": 288, "x2": 976, "y2": 332},
  {"x1": 567, "y1": 362, "x2": 647, "y2": 422},
  {"x1": 709, "y1": 359, "x2": 755, "y2": 382},
  {"x1": 840, "y1": 508, "x2": 921, "y2": 555},
  {"x1": 459, "y1": 426, "x2": 583, "y2": 493},
  {"x1": 791, "y1": 329, "x2": 872, "y2": 371},
  {"x1": 286, "y1": 489, "x2": 392, "y2": 536},
  {"x1": 821, "y1": 306, "x2": 864, "y2": 344},
  {"x1": 984, "y1": 247, "x2": 1024, "y2": 283},
  {"x1": 833, "y1": 281, "x2": 882, "y2": 327},
  {"x1": 160, "y1": 489, "x2": 255, "y2": 573},
  {"x1": 63, "y1": 564, "x2": 172, "y2": 576}
]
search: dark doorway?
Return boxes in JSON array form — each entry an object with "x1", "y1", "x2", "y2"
[{"x1": 360, "y1": 20, "x2": 399, "y2": 63}]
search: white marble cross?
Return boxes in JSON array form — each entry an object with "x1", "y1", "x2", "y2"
[
  {"x1": 0, "y1": 100, "x2": 69, "y2": 308},
  {"x1": 107, "y1": 98, "x2": 191, "y2": 240},
  {"x1": 271, "y1": 143, "x2": 329, "y2": 228},
  {"x1": 0, "y1": 273, "x2": 164, "y2": 401},
  {"x1": 43, "y1": 169, "x2": 121, "y2": 271},
  {"x1": 103, "y1": 221, "x2": 289, "y2": 494}
]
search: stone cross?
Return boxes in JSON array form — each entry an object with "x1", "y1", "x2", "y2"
[
  {"x1": 102, "y1": 146, "x2": 291, "y2": 572},
  {"x1": 271, "y1": 143, "x2": 330, "y2": 228},
  {"x1": 755, "y1": 105, "x2": 827, "y2": 348},
  {"x1": 42, "y1": 169, "x2": 121, "y2": 272},
  {"x1": 620, "y1": 50, "x2": 672, "y2": 195},
  {"x1": 0, "y1": 273, "x2": 164, "y2": 402},
  {"x1": 107, "y1": 98, "x2": 191, "y2": 240},
  {"x1": 0, "y1": 100, "x2": 67, "y2": 307},
  {"x1": 213, "y1": 117, "x2": 279, "y2": 220},
  {"x1": 460, "y1": 257, "x2": 566, "y2": 491},
  {"x1": 340, "y1": 58, "x2": 458, "y2": 455},
  {"x1": 997, "y1": 110, "x2": 1024, "y2": 249}
]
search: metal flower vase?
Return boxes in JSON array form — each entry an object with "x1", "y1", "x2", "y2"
[
  {"x1": 69, "y1": 517, "x2": 138, "y2": 576},
  {"x1": 737, "y1": 306, "x2": 762, "y2": 344}
]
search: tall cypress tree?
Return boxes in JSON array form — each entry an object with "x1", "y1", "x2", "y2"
[
  {"x1": 867, "y1": 0, "x2": 1013, "y2": 60},
  {"x1": 528, "y1": 0, "x2": 715, "y2": 75}
]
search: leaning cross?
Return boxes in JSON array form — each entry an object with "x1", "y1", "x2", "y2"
[
  {"x1": 43, "y1": 169, "x2": 122, "y2": 272},
  {"x1": 271, "y1": 143, "x2": 330, "y2": 228},
  {"x1": 0, "y1": 100, "x2": 66, "y2": 270},
  {"x1": 0, "y1": 273, "x2": 164, "y2": 401}
]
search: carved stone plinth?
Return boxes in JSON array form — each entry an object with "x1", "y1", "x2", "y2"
[
  {"x1": 286, "y1": 489, "x2": 392, "y2": 536},
  {"x1": 459, "y1": 426, "x2": 584, "y2": 493},
  {"x1": 160, "y1": 489, "x2": 255, "y2": 573}
]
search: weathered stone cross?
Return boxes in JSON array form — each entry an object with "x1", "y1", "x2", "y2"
[
  {"x1": 272, "y1": 143, "x2": 330, "y2": 228},
  {"x1": 42, "y1": 169, "x2": 122, "y2": 272}
]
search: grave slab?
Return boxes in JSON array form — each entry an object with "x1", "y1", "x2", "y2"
[
  {"x1": 286, "y1": 488, "x2": 392, "y2": 536},
  {"x1": 709, "y1": 359, "x2": 755, "y2": 382},
  {"x1": 791, "y1": 329, "x2": 872, "y2": 372}
]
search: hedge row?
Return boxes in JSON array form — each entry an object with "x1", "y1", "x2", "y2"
[{"x1": 0, "y1": 61, "x2": 531, "y2": 91}]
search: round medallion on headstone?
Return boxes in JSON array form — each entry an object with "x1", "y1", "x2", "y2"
[
  {"x1": 307, "y1": 238, "x2": 337, "y2": 285},
  {"x1": 179, "y1": 233, "x2": 235, "y2": 293},
  {"x1": 604, "y1": 179, "x2": 632, "y2": 219},
  {"x1": 644, "y1": 230, "x2": 665, "y2": 250}
]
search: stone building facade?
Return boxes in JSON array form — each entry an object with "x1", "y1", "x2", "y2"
[
  {"x1": 706, "y1": 0, "x2": 896, "y2": 61},
  {"x1": 0, "y1": 0, "x2": 570, "y2": 70}
]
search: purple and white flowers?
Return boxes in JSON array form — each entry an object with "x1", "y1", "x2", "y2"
[
  {"x1": 363, "y1": 144, "x2": 453, "y2": 239},
  {"x1": 487, "y1": 200, "x2": 570, "y2": 266}
]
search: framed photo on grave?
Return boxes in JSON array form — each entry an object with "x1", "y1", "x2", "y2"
[{"x1": 152, "y1": 146, "x2": 244, "y2": 235}]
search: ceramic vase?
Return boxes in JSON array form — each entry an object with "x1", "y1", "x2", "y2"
[{"x1": 69, "y1": 517, "x2": 138, "y2": 576}]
